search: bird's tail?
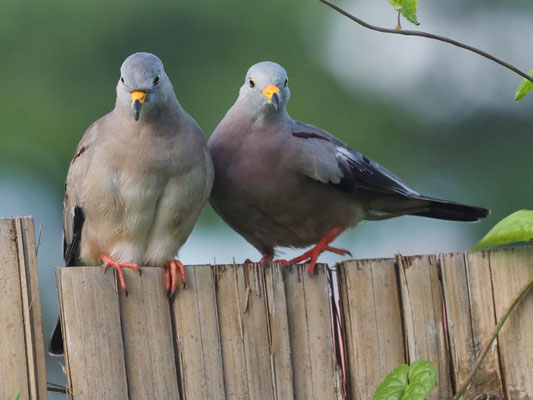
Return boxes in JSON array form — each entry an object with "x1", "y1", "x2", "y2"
[
  {"x1": 411, "y1": 196, "x2": 490, "y2": 222},
  {"x1": 48, "y1": 319, "x2": 64, "y2": 356},
  {"x1": 365, "y1": 194, "x2": 490, "y2": 222}
]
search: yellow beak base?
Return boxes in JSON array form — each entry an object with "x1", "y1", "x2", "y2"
[
  {"x1": 262, "y1": 85, "x2": 280, "y2": 102},
  {"x1": 131, "y1": 91, "x2": 147, "y2": 104}
]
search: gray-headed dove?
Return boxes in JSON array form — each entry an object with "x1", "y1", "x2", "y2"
[
  {"x1": 49, "y1": 52, "x2": 214, "y2": 355},
  {"x1": 208, "y1": 61, "x2": 488, "y2": 271}
]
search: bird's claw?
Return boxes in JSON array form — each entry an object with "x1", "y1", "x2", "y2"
[
  {"x1": 101, "y1": 254, "x2": 141, "y2": 294},
  {"x1": 166, "y1": 260, "x2": 186, "y2": 298},
  {"x1": 287, "y1": 226, "x2": 349, "y2": 274}
]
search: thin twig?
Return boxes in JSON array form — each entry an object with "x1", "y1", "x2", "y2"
[
  {"x1": 397, "y1": 9, "x2": 402, "y2": 30},
  {"x1": 453, "y1": 273, "x2": 533, "y2": 399},
  {"x1": 319, "y1": 0, "x2": 533, "y2": 84}
]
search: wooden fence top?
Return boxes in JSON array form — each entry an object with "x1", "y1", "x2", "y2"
[
  {"x1": 1, "y1": 215, "x2": 531, "y2": 399},
  {"x1": 55, "y1": 246, "x2": 533, "y2": 400}
]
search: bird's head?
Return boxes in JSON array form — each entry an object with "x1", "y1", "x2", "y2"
[
  {"x1": 239, "y1": 61, "x2": 290, "y2": 116},
  {"x1": 116, "y1": 52, "x2": 174, "y2": 121}
]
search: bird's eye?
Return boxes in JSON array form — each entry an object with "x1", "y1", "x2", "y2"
[
  {"x1": 120, "y1": 77, "x2": 125, "y2": 83},
  {"x1": 284, "y1": 78, "x2": 288, "y2": 87},
  {"x1": 153, "y1": 76, "x2": 160, "y2": 85},
  {"x1": 249, "y1": 79, "x2": 255, "y2": 88}
]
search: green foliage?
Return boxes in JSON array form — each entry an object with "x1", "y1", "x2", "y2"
[
  {"x1": 475, "y1": 210, "x2": 533, "y2": 250},
  {"x1": 375, "y1": 360, "x2": 436, "y2": 400},
  {"x1": 388, "y1": 0, "x2": 420, "y2": 25},
  {"x1": 12, "y1": 390, "x2": 21, "y2": 400},
  {"x1": 515, "y1": 70, "x2": 533, "y2": 101}
]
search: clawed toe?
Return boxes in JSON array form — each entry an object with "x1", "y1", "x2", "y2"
[
  {"x1": 166, "y1": 260, "x2": 186, "y2": 298},
  {"x1": 101, "y1": 254, "x2": 141, "y2": 295}
]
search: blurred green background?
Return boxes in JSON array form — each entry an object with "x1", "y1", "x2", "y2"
[{"x1": 1, "y1": 0, "x2": 531, "y2": 395}]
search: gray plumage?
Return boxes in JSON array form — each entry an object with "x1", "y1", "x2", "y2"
[
  {"x1": 208, "y1": 61, "x2": 488, "y2": 260},
  {"x1": 49, "y1": 52, "x2": 214, "y2": 355}
]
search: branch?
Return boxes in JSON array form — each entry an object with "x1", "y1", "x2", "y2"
[
  {"x1": 453, "y1": 273, "x2": 533, "y2": 399},
  {"x1": 319, "y1": 0, "x2": 533, "y2": 84}
]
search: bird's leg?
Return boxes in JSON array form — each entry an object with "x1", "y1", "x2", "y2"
[
  {"x1": 288, "y1": 226, "x2": 351, "y2": 274},
  {"x1": 259, "y1": 253, "x2": 274, "y2": 264},
  {"x1": 165, "y1": 259, "x2": 186, "y2": 298},
  {"x1": 102, "y1": 254, "x2": 141, "y2": 296}
]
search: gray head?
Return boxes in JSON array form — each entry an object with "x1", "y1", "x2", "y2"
[
  {"x1": 116, "y1": 52, "x2": 176, "y2": 121},
  {"x1": 238, "y1": 62, "x2": 290, "y2": 116}
]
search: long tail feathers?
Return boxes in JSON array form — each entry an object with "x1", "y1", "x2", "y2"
[{"x1": 412, "y1": 196, "x2": 490, "y2": 222}]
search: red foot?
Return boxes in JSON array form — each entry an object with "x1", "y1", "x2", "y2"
[
  {"x1": 102, "y1": 254, "x2": 141, "y2": 296},
  {"x1": 244, "y1": 253, "x2": 290, "y2": 267},
  {"x1": 165, "y1": 260, "x2": 186, "y2": 298},
  {"x1": 288, "y1": 226, "x2": 351, "y2": 274}
]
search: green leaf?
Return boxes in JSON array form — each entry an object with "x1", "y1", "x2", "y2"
[
  {"x1": 388, "y1": 0, "x2": 420, "y2": 26},
  {"x1": 12, "y1": 390, "x2": 21, "y2": 400},
  {"x1": 407, "y1": 360, "x2": 437, "y2": 394},
  {"x1": 475, "y1": 210, "x2": 533, "y2": 250},
  {"x1": 374, "y1": 364, "x2": 409, "y2": 400},
  {"x1": 515, "y1": 70, "x2": 533, "y2": 101},
  {"x1": 375, "y1": 361, "x2": 436, "y2": 400},
  {"x1": 375, "y1": 364, "x2": 409, "y2": 400}
]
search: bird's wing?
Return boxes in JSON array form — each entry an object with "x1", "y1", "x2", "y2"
[
  {"x1": 63, "y1": 122, "x2": 98, "y2": 266},
  {"x1": 291, "y1": 121, "x2": 419, "y2": 197}
]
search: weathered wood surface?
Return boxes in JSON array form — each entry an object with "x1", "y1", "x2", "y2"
[
  {"x1": 60, "y1": 268, "x2": 128, "y2": 399},
  {"x1": 119, "y1": 268, "x2": 179, "y2": 400},
  {"x1": 56, "y1": 246, "x2": 533, "y2": 399},
  {"x1": 0, "y1": 217, "x2": 47, "y2": 400},
  {"x1": 1, "y1": 216, "x2": 530, "y2": 399},
  {"x1": 490, "y1": 248, "x2": 533, "y2": 399},
  {"x1": 172, "y1": 265, "x2": 224, "y2": 400},
  {"x1": 398, "y1": 254, "x2": 454, "y2": 399},
  {"x1": 59, "y1": 263, "x2": 342, "y2": 399},
  {"x1": 337, "y1": 246, "x2": 533, "y2": 400},
  {"x1": 440, "y1": 251, "x2": 504, "y2": 399},
  {"x1": 337, "y1": 257, "x2": 405, "y2": 400}
]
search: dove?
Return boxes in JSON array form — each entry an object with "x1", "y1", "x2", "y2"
[
  {"x1": 208, "y1": 61, "x2": 488, "y2": 271},
  {"x1": 48, "y1": 52, "x2": 214, "y2": 355}
]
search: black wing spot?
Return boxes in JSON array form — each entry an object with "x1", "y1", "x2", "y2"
[
  {"x1": 292, "y1": 132, "x2": 330, "y2": 141},
  {"x1": 72, "y1": 145, "x2": 88, "y2": 163}
]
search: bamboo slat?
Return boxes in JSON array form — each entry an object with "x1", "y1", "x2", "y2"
[{"x1": 0, "y1": 217, "x2": 47, "y2": 400}]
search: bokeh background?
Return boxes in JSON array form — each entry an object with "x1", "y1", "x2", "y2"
[{"x1": 1, "y1": 0, "x2": 532, "y2": 396}]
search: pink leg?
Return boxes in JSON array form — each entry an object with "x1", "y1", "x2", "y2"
[{"x1": 288, "y1": 226, "x2": 350, "y2": 274}]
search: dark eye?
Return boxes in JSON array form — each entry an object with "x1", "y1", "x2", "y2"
[
  {"x1": 120, "y1": 77, "x2": 125, "y2": 83},
  {"x1": 153, "y1": 76, "x2": 160, "y2": 85},
  {"x1": 249, "y1": 79, "x2": 255, "y2": 88},
  {"x1": 284, "y1": 78, "x2": 288, "y2": 87}
]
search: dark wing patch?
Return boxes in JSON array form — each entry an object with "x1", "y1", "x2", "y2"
[
  {"x1": 71, "y1": 145, "x2": 87, "y2": 163},
  {"x1": 63, "y1": 206, "x2": 85, "y2": 266},
  {"x1": 292, "y1": 132, "x2": 331, "y2": 142},
  {"x1": 334, "y1": 147, "x2": 418, "y2": 197}
]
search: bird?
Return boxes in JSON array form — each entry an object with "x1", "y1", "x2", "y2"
[
  {"x1": 48, "y1": 52, "x2": 214, "y2": 355},
  {"x1": 208, "y1": 61, "x2": 489, "y2": 272}
]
